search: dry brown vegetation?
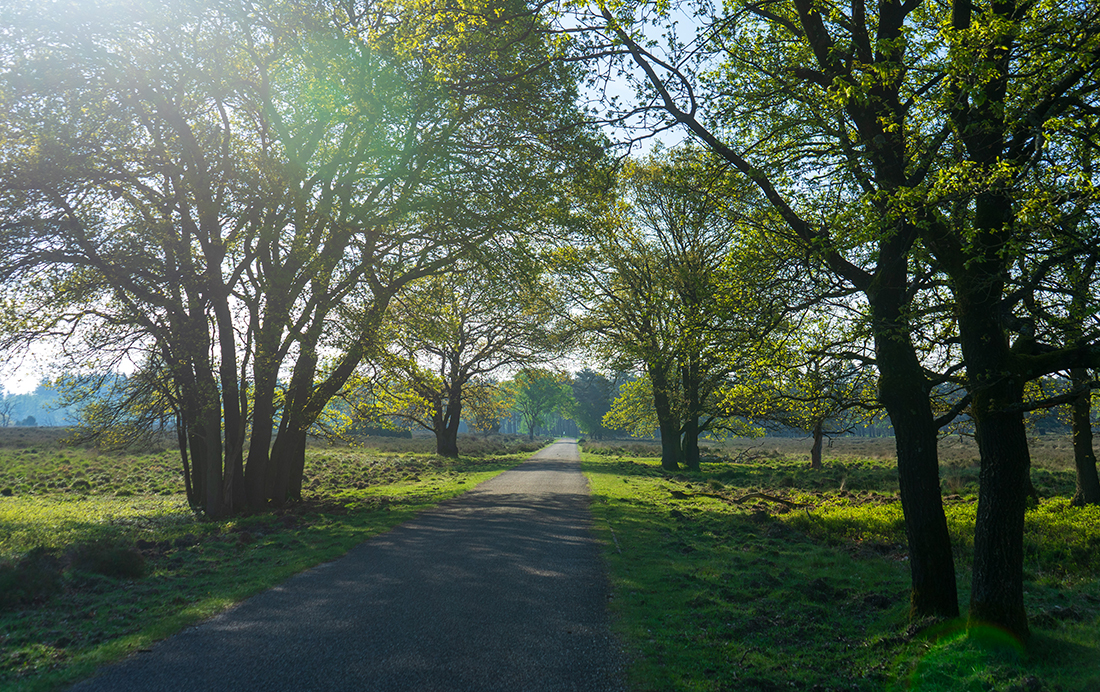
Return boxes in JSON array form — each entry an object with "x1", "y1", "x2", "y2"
[{"x1": 588, "y1": 433, "x2": 1097, "y2": 473}]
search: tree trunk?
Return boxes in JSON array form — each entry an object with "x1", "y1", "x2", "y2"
[
  {"x1": 968, "y1": 388, "x2": 1031, "y2": 640},
  {"x1": 196, "y1": 406, "x2": 226, "y2": 518},
  {"x1": 212, "y1": 298, "x2": 246, "y2": 510},
  {"x1": 435, "y1": 387, "x2": 462, "y2": 457},
  {"x1": 650, "y1": 365, "x2": 680, "y2": 471},
  {"x1": 940, "y1": 0, "x2": 1030, "y2": 641},
  {"x1": 245, "y1": 376, "x2": 278, "y2": 509},
  {"x1": 1070, "y1": 368, "x2": 1100, "y2": 506},
  {"x1": 176, "y1": 412, "x2": 196, "y2": 508},
  {"x1": 681, "y1": 360, "x2": 701, "y2": 472},
  {"x1": 244, "y1": 302, "x2": 290, "y2": 509},
  {"x1": 269, "y1": 353, "x2": 316, "y2": 505},
  {"x1": 168, "y1": 314, "x2": 229, "y2": 517},
  {"x1": 286, "y1": 428, "x2": 309, "y2": 501},
  {"x1": 871, "y1": 270, "x2": 959, "y2": 620},
  {"x1": 881, "y1": 372, "x2": 960, "y2": 620},
  {"x1": 436, "y1": 430, "x2": 460, "y2": 457},
  {"x1": 180, "y1": 349, "x2": 227, "y2": 518},
  {"x1": 950, "y1": 256, "x2": 1031, "y2": 639},
  {"x1": 681, "y1": 414, "x2": 700, "y2": 472},
  {"x1": 810, "y1": 420, "x2": 823, "y2": 470},
  {"x1": 186, "y1": 424, "x2": 207, "y2": 511}
]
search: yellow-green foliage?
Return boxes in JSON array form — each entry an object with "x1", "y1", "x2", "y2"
[
  {"x1": 785, "y1": 498, "x2": 908, "y2": 545},
  {"x1": 1025, "y1": 498, "x2": 1100, "y2": 575},
  {"x1": 784, "y1": 496, "x2": 1100, "y2": 577}
]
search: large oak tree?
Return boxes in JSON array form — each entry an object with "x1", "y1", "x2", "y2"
[
  {"x1": 0, "y1": 0, "x2": 599, "y2": 516},
  {"x1": 562, "y1": 0, "x2": 1100, "y2": 636}
]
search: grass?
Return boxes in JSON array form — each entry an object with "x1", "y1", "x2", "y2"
[
  {"x1": 581, "y1": 436, "x2": 1100, "y2": 691},
  {"x1": 0, "y1": 429, "x2": 548, "y2": 691}
]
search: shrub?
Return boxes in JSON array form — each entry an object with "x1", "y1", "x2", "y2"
[
  {"x1": 68, "y1": 540, "x2": 145, "y2": 579},
  {"x1": 0, "y1": 546, "x2": 63, "y2": 609}
]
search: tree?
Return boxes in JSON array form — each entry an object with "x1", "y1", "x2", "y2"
[
  {"x1": 750, "y1": 358, "x2": 878, "y2": 470},
  {"x1": 917, "y1": 1, "x2": 1100, "y2": 637},
  {"x1": 725, "y1": 316, "x2": 881, "y2": 469},
  {"x1": 0, "y1": 0, "x2": 599, "y2": 515},
  {"x1": 509, "y1": 368, "x2": 572, "y2": 440},
  {"x1": 55, "y1": 360, "x2": 200, "y2": 504},
  {"x1": 463, "y1": 378, "x2": 516, "y2": 436},
  {"x1": 565, "y1": 148, "x2": 795, "y2": 470},
  {"x1": 372, "y1": 256, "x2": 566, "y2": 456},
  {"x1": 562, "y1": 0, "x2": 1100, "y2": 634},
  {"x1": 1009, "y1": 138, "x2": 1100, "y2": 506},
  {"x1": 561, "y1": 0, "x2": 957, "y2": 619},
  {"x1": 568, "y1": 368, "x2": 615, "y2": 440},
  {"x1": 601, "y1": 374, "x2": 665, "y2": 439}
]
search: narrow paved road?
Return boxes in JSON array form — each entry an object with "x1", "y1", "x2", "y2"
[{"x1": 71, "y1": 439, "x2": 626, "y2": 692}]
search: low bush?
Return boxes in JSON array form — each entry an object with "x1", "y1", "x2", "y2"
[
  {"x1": 68, "y1": 540, "x2": 145, "y2": 579},
  {"x1": 0, "y1": 547, "x2": 63, "y2": 610}
]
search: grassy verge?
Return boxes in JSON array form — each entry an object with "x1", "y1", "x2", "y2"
[
  {"x1": 0, "y1": 432, "x2": 548, "y2": 691},
  {"x1": 581, "y1": 443, "x2": 1100, "y2": 691}
]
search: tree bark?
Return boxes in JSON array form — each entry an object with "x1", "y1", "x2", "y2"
[
  {"x1": 870, "y1": 263, "x2": 959, "y2": 620},
  {"x1": 1070, "y1": 368, "x2": 1100, "y2": 506},
  {"x1": 436, "y1": 430, "x2": 460, "y2": 457},
  {"x1": 650, "y1": 364, "x2": 681, "y2": 471},
  {"x1": 950, "y1": 185, "x2": 1031, "y2": 640},
  {"x1": 681, "y1": 414, "x2": 699, "y2": 472},
  {"x1": 968, "y1": 386, "x2": 1031, "y2": 640},
  {"x1": 195, "y1": 401, "x2": 226, "y2": 518},
  {"x1": 245, "y1": 375, "x2": 278, "y2": 509},
  {"x1": 1067, "y1": 263, "x2": 1100, "y2": 506},
  {"x1": 810, "y1": 420, "x2": 823, "y2": 470},
  {"x1": 212, "y1": 296, "x2": 246, "y2": 510},
  {"x1": 681, "y1": 359, "x2": 701, "y2": 472},
  {"x1": 269, "y1": 343, "x2": 319, "y2": 505},
  {"x1": 434, "y1": 385, "x2": 462, "y2": 457},
  {"x1": 244, "y1": 296, "x2": 291, "y2": 510},
  {"x1": 176, "y1": 412, "x2": 196, "y2": 508}
]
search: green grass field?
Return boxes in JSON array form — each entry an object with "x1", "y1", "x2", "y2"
[
  {"x1": 4, "y1": 430, "x2": 1098, "y2": 691},
  {"x1": 0, "y1": 429, "x2": 546, "y2": 692},
  {"x1": 581, "y1": 436, "x2": 1100, "y2": 691}
]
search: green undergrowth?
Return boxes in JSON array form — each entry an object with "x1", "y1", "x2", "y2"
[
  {"x1": 581, "y1": 448, "x2": 1100, "y2": 691},
  {"x1": 0, "y1": 434, "x2": 544, "y2": 691}
]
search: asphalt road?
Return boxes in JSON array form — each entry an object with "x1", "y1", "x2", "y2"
[{"x1": 70, "y1": 438, "x2": 626, "y2": 692}]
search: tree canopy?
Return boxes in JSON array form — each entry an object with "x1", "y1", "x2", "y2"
[
  {"x1": 1, "y1": 0, "x2": 1098, "y2": 649},
  {"x1": 555, "y1": 0, "x2": 1100, "y2": 637},
  {"x1": 0, "y1": 0, "x2": 601, "y2": 516}
]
